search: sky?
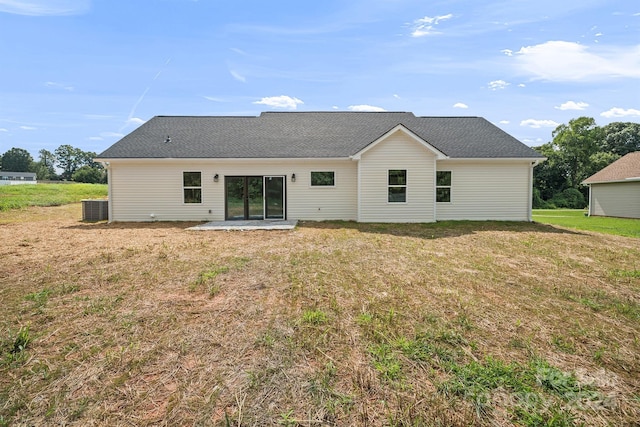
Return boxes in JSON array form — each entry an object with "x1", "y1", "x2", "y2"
[{"x1": 0, "y1": 0, "x2": 639, "y2": 158}]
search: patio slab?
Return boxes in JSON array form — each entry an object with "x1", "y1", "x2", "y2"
[{"x1": 187, "y1": 219, "x2": 298, "y2": 231}]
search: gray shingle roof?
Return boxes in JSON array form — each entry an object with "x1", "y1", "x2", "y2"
[{"x1": 96, "y1": 112, "x2": 544, "y2": 160}]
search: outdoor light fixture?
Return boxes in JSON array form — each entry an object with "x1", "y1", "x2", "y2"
[
  {"x1": 291, "y1": 173, "x2": 296, "y2": 182},
  {"x1": 214, "y1": 174, "x2": 219, "y2": 182}
]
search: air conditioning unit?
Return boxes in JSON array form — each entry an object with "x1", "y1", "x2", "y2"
[{"x1": 82, "y1": 199, "x2": 109, "y2": 221}]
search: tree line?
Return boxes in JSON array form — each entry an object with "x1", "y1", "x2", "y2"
[
  {"x1": 0, "y1": 145, "x2": 106, "y2": 183},
  {"x1": 533, "y1": 117, "x2": 639, "y2": 209}
]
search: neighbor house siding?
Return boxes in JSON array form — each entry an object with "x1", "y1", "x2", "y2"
[
  {"x1": 108, "y1": 159, "x2": 357, "y2": 222},
  {"x1": 357, "y1": 130, "x2": 436, "y2": 223},
  {"x1": 589, "y1": 182, "x2": 640, "y2": 219},
  {"x1": 435, "y1": 161, "x2": 532, "y2": 221}
]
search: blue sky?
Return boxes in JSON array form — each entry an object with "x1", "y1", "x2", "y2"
[{"x1": 1, "y1": 0, "x2": 639, "y2": 158}]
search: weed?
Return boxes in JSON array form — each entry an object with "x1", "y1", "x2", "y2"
[
  {"x1": 191, "y1": 264, "x2": 229, "y2": 295},
  {"x1": 611, "y1": 269, "x2": 640, "y2": 278},
  {"x1": 24, "y1": 288, "x2": 51, "y2": 307},
  {"x1": 279, "y1": 409, "x2": 296, "y2": 426},
  {"x1": 301, "y1": 309, "x2": 328, "y2": 325},
  {"x1": 551, "y1": 335, "x2": 576, "y2": 354},
  {"x1": 12, "y1": 325, "x2": 31, "y2": 354},
  {"x1": 368, "y1": 343, "x2": 402, "y2": 381}
]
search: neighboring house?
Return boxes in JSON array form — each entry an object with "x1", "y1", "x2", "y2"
[
  {"x1": 0, "y1": 172, "x2": 37, "y2": 185},
  {"x1": 96, "y1": 112, "x2": 544, "y2": 223},
  {"x1": 582, "y1": 151, "x2": 640, "y2": 219}
]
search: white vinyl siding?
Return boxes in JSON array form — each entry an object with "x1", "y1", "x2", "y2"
[
  {"x1": 358, "y1": 130, "x2": 436, "y2": 222},
  {"x1": 589, "y1": 182, "x2": 640, "y2": 219},
  {"x1": 108, "y1": 159, "x2": 357, "y2": 222},
  {"x1": 435, "y1": 161, "x2": 532, "y2": 221}
]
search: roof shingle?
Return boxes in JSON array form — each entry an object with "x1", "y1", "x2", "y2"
[
  {"x1": 97, "y1": 112, "x2": 544, "y2": 160},
  {"x1": 582, "y1": 152, "x2": 640, "y2": 184}
]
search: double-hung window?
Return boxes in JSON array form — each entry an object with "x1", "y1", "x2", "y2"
[
  {"x1": 388, "y1": 170, "x2": 407, "y2": 203},
  {"x1": 436, "y1": 171, "x2": 451, "y2": 203},
  {"x1": 183, "y1": 171, "x2": 202, "y2": 204}
]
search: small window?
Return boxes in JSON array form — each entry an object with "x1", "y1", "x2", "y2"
[
  {"x1": 388, "y1": 170, "x2": 407, "y2": 203},
  {"x1": 310, "y1": 171, "x2": 335, "y2": 186},
  {"x1": 436, "y1": 171, "x2": 451, "y2": 203},
  {"x1": 183, "y1": 171, "x2": 202, "y2": 204}
]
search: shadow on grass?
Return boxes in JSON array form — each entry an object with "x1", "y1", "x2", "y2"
[
  {"x1": 64, "y1": 219, "x2": 585, "y2": 239},
  {"x1": 296, "y1": 220, "x2": 585, "y2": 239}
]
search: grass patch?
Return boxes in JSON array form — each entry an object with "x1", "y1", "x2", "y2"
[
  {"x1": 0, "y1": 183, "x2": 107, "y2": 211},
  {"x1": 533, "y1": 209, "x2": 640, "y2": 238},
  {"x1": 1, "y1": 210, "x2": 638, "y2": 425}
]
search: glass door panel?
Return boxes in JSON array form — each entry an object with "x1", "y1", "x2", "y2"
[
  {"x1": 247, "y1": 177, "x2": 264, "y2": 220},
  {"x1": 225, "y1": 177, "x2": 245, "y2": 220},
  {"x1": 265, "y1": 176, "x2": 284, "y2": 219}
]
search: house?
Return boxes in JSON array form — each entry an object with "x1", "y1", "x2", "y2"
[
  {"x1": 582, "y1": 151, "x2": 640, "y2": 219},
  {"x1": 0, "y1": 172, "x2": 37, "y2": 185},
  {"x1": 95, "y1": 112, "x2": 544, "y2": 223}
]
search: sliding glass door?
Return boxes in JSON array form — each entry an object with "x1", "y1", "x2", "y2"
[{"x1": 225, "y1": 176, "x2": 285, "y2": 220}]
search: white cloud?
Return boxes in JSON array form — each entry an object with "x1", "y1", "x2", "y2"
[
  {"x1": 100, "y1": 131, "x2": 125, "y2": 138},
  {"x1": 513, "y1": 40, "x2": 640, "y2": 81},
  {"x1": 126, "y1": 117, "x2": 146, "y2": 126},
  {"x1": 203, "y1": 96, "x2": 225, "y2": 102},
  {"x1": 0, "y1": 0, "x2": 89, "y2": 16},
  {"x1": 88, "y1": 136, "x2": 103, "y2": 141},
  {"x1": 488, "y1": 80, "x2": 509, "y2": 90},
  {"x1": 520, "y1": 119, "x2": 560, "y2": 128},
  {"x1": 347, "y1": 105, "x2": 386, "y2": 112},
  {"x1": 229, "y1": 70, "x2": 246, "y2": 83},
  {"x1": 393, "y1": 94, "x2": 401, "y2": 99},
  {"x1": 453, "y1": 102, "x2": 468, "y2": 109},
  {"x1": 19, "y1": 125, "x2": 37, "y2": 130},
  {"x1": 254, "y1": 95, "x2": 304, "y2": 110},
  {"x1": 0, "y1": 128, "x2": 8, "y2": 132},
  {"x1": 501, "y1": 49, "x2": 513, "y2": 56},
  {"x1": 332, "y1": 106, "x2": 339, "y2": 110},
  {"x1": 555, "y1": 101, "x2": 589, "y2": 111},
  {"x1": 600, "y1": 107, "x2": 640, "y2": 118},
  {"x1": 499, "y1": 120, "x2": 510, "y2": 124},
  {"x1": 410, "y1": 13, "x2": 453, "y2": 37},
  {"x1": 45, "y1": 81, "x2": 74, "y2": 91},
  {"x1": 518, "y1": 83, "x2": 526, "y2": 87}
]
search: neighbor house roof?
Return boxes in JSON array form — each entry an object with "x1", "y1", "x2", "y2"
[
  {"x1": 97, "y1": 112, "x2": 544, "y2": 160},
  {"x1": 582, "y1": 152, "x2": 640, "y2": 184}
]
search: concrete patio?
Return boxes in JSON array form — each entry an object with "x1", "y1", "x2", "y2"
[{"x1": 187, "y1": 219, "x2": 298, "y2": 231}]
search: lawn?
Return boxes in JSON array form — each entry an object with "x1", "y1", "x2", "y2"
[
  {"x1": 533, "y1": 209, "x2": 640, "y2": 238},
  {"x1": 0, "y1": 183, "x2": 107, "y2": 211},
  {"x1": 1, "y1": 206, "x2": 639, "y2": 426}
]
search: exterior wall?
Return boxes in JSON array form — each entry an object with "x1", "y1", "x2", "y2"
[
  {"x1": 107, "y1": 159, "x2": 357, "y2": 222},
  {"x1": 435, "y1": 160, "x2": 532, "y2": 221},
  {"x1": 589, "y1": 182, "x2": 640, "y2": 219},
  {"x1": 358, "y1": 130, "x2": 436, "y2": 222}
]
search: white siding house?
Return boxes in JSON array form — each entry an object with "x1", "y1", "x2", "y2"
[
  {"x1": 97, "y1": 112, "x2": 544, "y2": 223},
  {"x1": 583, "y1": 152, "x2": 640, "y2": 219}
]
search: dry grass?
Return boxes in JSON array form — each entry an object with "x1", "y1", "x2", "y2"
[{"x1": 1, "y1": 204, "x2": 639, "y2": 426}]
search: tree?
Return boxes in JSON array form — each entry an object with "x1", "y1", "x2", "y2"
[
  {"x1": 72, "y1": 165, "x2": 105, "y2": 183},
  {"x1": 55, "y1": 145, "x2": 84, "y2": 180},
  {"x1": 1, "y1": 147, "x2": 33, "y2": 172},
  {"x1": 551, "y1": 117, "x2": 603, "y2": 190},
  {"x1": 32, "y1": 149, "x2": 57, "y2": 180},
  {"x1": 602, "y1": 122, "x2": 640, "y2": 156}
]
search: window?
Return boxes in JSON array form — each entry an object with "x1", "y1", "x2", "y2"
[
  {"x1": 183, "y1": 171, "x2": 202, "y2": 203},
  {"x1": 436, "y1": 171, "x2": 451, "y2": 202},
  {"x1": 388, "y1": 169, "x2": 407, "y2": 203},
  {"x1": 310, "y1": 171, "x2": 335, "y2": 186}
]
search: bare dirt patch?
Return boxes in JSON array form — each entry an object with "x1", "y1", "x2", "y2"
[{"x1": 1, "y1": 204, "x2": 639, "y2": 426}]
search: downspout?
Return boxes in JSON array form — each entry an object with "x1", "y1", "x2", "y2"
[
  {"x1": 103, "y1": 162, "x2": 113, "y2": 223},
  {"x1": 529, "y1": 160, "x2": 539, "y2": 222},
  {"x1": 587, "y1": 184, "x2": 592, "y2": 217}
]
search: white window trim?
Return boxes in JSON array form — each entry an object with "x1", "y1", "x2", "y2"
[
  {"x1": 387, "y1": 169, "x2": 408, "y2": 204},
  {"x1": 436, "y1": 170, "x2": 452, "y2": 203},
  {"x1": 183, "y1": 170, "x2": 203, "y2": 204},
  {"x1": 309, "y1": 171, "x2": 336, "y2": 188}
]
